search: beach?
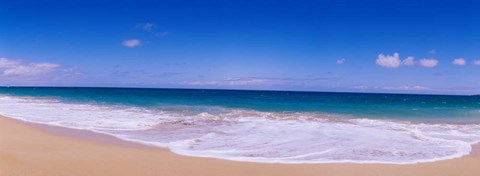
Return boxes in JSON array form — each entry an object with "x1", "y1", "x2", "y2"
[
  {"x1": 1, "y1": 115, "x2": 480, "y2": 176},
  {"x1": 2, "y1": 0, "x2": 479, "y2": 174}
]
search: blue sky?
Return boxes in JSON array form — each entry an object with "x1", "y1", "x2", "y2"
[{"x1": 0, "y1": 0, "x2": 479, "y2": 94}]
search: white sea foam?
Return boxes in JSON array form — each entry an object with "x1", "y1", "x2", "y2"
[{"x1": 1, "y1": 95, "x2": 480, "y2": 164}]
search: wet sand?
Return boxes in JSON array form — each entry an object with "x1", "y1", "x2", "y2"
[{"x1": 1, "y1": 115, "x2": 479, "y2": 176}]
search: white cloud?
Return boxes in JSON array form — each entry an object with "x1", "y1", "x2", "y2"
[
  {"x1": 382, "y1": 86, "x2": 430, "y2": 91},
  {"x1": 183, "y1": 77, "x2": 284, "y2": 87},
  {"x1": 224, "y1": 78, "x2": 271, "y2": 86},
  {"x1": 0, "y1": 57, "x2": 20, "y2": 68},
  {"x1": 418, "y1": 58, "x2": 438, "y2": 68},
  {"x1": 184, "y1": 80, "x2": 218, "y2": 86},
  {"x1": 376, "y1": 53, "x2": 418, "y2": 68},
  {"x1": 474, "y1": 60, "x2": 480, "y2": 66},
  {"x1": 401, "y1": 56, "x2": 415, "y2": 66},
  {"x1": 428, "y1": 49, "x2": 436, "y2": 55},
  {"x1": 452, "y1": 58, "x2": 466, "y2": 66},
  {"x1": 376, "y1": 53, "x2": 401, "y2": 68},
  {"x1": 336, "y1": 58, "x2": 345, "y2": 64},
  {"x1": 354, "y1": 85, "x2": 368, "y2": 90},
  {"x1": 0, "y1": 57, "x2": 60, "y2": 76},
  {"x1": 136, "y1": 23, "x2": 155, "y2": 31},
  {"x1": 122, "y1": 39, "x2": 141, "y2": 47}
]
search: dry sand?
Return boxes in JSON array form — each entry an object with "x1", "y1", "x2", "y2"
[{"x1": 1, "y1": 115, "x2": 479, "y2": 176}]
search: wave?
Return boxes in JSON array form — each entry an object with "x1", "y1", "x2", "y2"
[{"x1": 0, "y1": 95, "x2": 479, "y2": 164}]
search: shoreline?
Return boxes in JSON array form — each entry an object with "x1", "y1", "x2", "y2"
[
  {"x1": 1, "y1": 115, "x2": 480, "y2": 176},
  {"x1": 8, "y1": 114, "x2": 479, "y2": 165}
]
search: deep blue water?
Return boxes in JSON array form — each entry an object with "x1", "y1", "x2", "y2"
[{"x1": 0, "y1": 87, "x2": 479, "y2": 122}]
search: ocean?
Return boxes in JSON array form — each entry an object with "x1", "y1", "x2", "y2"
[{"x1": 0, "y1": 87, "x2": 479, "y2": 164}]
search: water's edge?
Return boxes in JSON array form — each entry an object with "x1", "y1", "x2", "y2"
[
  {"x1": 2, "y1": 113, "x2": 479, "y2": 165},
  {"x1": 2, "y1": 114, "x2": 478, "y2": 165},
  {"x1": 0, "y1": 115, "x2": 160, "y2": 150}
]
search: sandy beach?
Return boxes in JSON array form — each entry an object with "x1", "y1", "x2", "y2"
[{"x1": 1, "y1": 115, "x2": 479, "y2": 176}]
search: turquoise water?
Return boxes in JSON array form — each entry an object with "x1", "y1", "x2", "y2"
[
  {"x1": 1, "y1": 87, "x2": 480, "y2": 164},
  {"x1": 0, "y1": 87, "x2": 479, "y2": 122}
]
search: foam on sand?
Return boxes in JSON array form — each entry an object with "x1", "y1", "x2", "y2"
[{"x1": 1, "y1": 95, "x2": 479, "y2": 164}]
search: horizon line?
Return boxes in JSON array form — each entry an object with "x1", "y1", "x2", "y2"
[{"x1": 0, "y1": 86, "x2": 477, "y2": 97}]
